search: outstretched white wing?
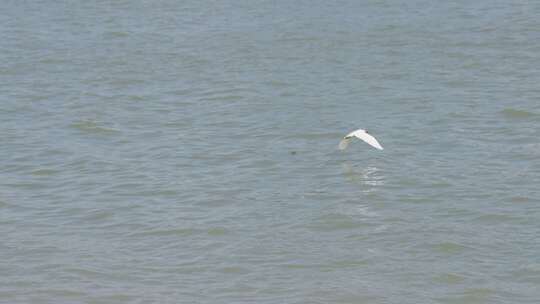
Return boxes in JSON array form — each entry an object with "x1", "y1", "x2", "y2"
[
  {"x1": 354, "y1": 131, "x2": 383, "y2": 150},
  {"x1": 339, "y1": 129, "x2": 384, "y2": 150}
]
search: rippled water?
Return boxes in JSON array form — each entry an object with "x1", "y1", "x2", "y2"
[{"x1": 2, "y1": 1, "x2": 540, "y2": 303}]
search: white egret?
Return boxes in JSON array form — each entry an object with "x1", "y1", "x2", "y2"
[{"x1": 339, "y1": 129, "x2": 383, "y2": 150}]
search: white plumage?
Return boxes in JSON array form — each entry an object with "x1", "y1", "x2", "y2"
[{"x1": 339, "y1": 129, "x2": 383, "y2": 150}]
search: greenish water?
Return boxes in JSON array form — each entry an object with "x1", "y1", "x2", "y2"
[{"x1": 1, "y1": 1, "x2": 540, "y2": 303}]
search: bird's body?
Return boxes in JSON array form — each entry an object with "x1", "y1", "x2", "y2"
[{"x1": 339, "y1": 129, "x2": 383, "y2": 150}]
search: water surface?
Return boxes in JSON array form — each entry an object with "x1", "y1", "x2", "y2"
[{"x1": 2, "y1": 1, "x2": 540, "y2": 303}]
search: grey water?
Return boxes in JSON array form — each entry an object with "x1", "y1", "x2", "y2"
[{"x1": 2, "y1": 1, "x2": 540, "y2": 303}]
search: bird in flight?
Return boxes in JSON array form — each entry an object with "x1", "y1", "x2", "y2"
[{"x1": 339, "y1": 129, "x2": 383, "y2": 151}]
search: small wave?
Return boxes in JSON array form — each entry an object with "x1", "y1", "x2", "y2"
[
  {"x1": 264, "y1": 80, "x2": 291, "y2": 88},
  {"x1": 308, "y1": 213, "x2": 370, "y2": 232},
  {"x1": 207, "y1": 227, "x2": 229, "y2": 236},
  {"x1": 433, "y1": 241, "x2": 468, "y2": 254},
  {"x1": 476, "y1": 213, "x2": 521, "y2": 223},
  {"x1": 129, "y1": 228, "x2": 197, "y2": 237},
  {"x1": 510, "y1": 196, "x2": 538, "y2": 203},
  {"x1": 70, "y1": 120, "x2": 120, "y2": 135},
  {"x1": 218, "y1": 266, "x2": 249, "y2": 274},
  {"x1": 199, "y1": 94, "x2": 244, "y2": 102},
  {"x1": 196, "y1": 87, "x2": 257, "y2": 102},
  {"x1": 31, "y1": 168, "x2": 59, "y2": 176},
  {"x1": 284, "y1": 132, "x2": 342, "y2": 140},
  {"x1": 434, "y1": 273, "x2": 466, "y2": 284},
  {"x1": 64, "y1": 267, "x2": 107, "y2": 279},
  {"x1": 103, "y1": 31, "x2": 129, "y2": 39},
  {"x1": 501, "y1": 108, "x2": 537, "y2": 119}
]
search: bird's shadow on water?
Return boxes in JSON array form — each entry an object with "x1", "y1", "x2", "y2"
[{"x1": 341, "y1": 161, "x2": 385, "y2": 191}]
